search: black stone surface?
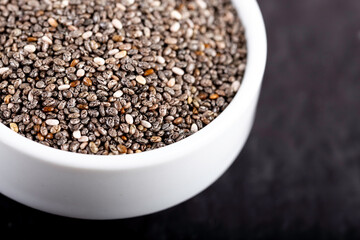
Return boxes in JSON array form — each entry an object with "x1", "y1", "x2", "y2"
[{"x1": 1, "y1": 0, "x2": 360, "y2": 238}]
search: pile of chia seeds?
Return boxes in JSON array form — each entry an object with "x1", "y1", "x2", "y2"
[{"x1": 0, "y1": 0, "x2": 247, "y2": 155}]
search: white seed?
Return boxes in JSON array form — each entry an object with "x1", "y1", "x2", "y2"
[
  {"x1": 82, "y1": 31, "x2": 93, "y2": 39},
  {"x1": 217, "y1": 41, "x2": 226, "y2": 49},
  {"x1": 170, "y1": 22, "x2": 181, "y2": 32},
  {"x1": 61, "y1": 0, "x2": 69, "y2": 7},
  {"x1": 112, "y1": 19, "x2": 123, "y2": 30},
  {"x1": 171, "y1": 10, "x2": 182, "y2": 20},
  {"x1": 191, "y1": 123, "x2": 198, "y2": 133},
  {"x1": 79, "y1": 136, "x2": 89, "y2": 143},
  {"x1": 141, "y1": 120, "x2": 152, "y2": 128},
  {"x1": 196, "y1": 0, "x2": 207, "y2": 9},
  {"x1": 0, "y1": 67, "x2": 10, "y2": 75},
  {"x1": 172, "y1": 67, "x2": 184, "y2": 76},
  {"x1": 165, "y1": 37, "x2": 177, "y2": 45},
  {"x1": 144, "y1": 27, "x2": 151, "y2": 38},
  {"x1": 46, "y1": 119, "x2": 60, "y2": 126},
  {"x1": 125, "y1": 114, "x2": 134, "y2": 124},
  {"x1": 186, "y1": 28, "x2": 194, "y2": 38},
  {"x1": 24, "y1": 45, "x2": 36, "y2": 53},
  {"x1": 108, "y1": 49, "x2": 119, "y2": 55},
  {"x1": 73, "y1": 130, "x2": 81, "y2": 139},
  {"x1": 156, "y1": 56, "x2": 166, "y2": 64},
  {"x1": 133, "y1": 30, "x2": 143, "y2": 38},
  {"x1": 28, "y1": 91, "x2": 34, "y2": 102},
  {"x1": 41, "y1": 36, "x2": 53, "y2": 44},
  {"x1": 58, "y1": 84, "x2": 70, "y2": 90},
  {"x1": 114, "y1": 50, "x2": 127, "y2": 59},
  {"x1": 94, "y1": 57, "x2": 105, "y2": 66},
  {"x1": 116, "y1": 3, "x2": 126, "y2": 11},
  {"x1": 167, "y1": 78, "x2": 175, "y2": 87},
  {"x1": 187, "y1": 19, "x2": 194, "y2": 28},
  {"x1": 113, "y1": 90, "x2": 123, "y2": 98},
  {"x1": 12, "y1": 29, "x2": 22, "y2": 37},
  {"x1": 124, "y1": 0, "x2": 134, "y2": 6},
  {"x1": 76, "y1": 69, "x2": 85, "y2": 77},
  {"x1": 231, "y1": 81, "x2": 241, "y2": 92},
  {"x1": 239, "y1": 63, "x2": 246, "y2": 71},
  {"x1": 151, "y1": 1, "x2": 160, "y2": 7},
  {"x1": 214, "y1": 35, "x2": 223, "y2": 41},
  {"x1": 136, "y1": 75, "x2": 146, "y2": 85}
]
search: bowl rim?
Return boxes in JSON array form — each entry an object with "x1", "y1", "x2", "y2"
[{"x1": 0, "y1": 0, "x2": 267, "y2": 171}]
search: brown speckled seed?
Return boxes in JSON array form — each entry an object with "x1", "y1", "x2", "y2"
[{"x1": 173, "y1": 117, "x2": 184, "y2": 125}]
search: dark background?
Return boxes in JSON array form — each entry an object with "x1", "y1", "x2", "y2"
[{"x1": 1, "y1": 0, "x2": 360, "y2": 238}]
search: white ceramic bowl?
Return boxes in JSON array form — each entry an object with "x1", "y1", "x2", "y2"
[{"x1": 0, "y1": 0, "x2": 266, "y2": 219}]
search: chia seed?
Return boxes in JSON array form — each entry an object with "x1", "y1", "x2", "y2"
[{"x1": 0, "y1": 0, "x2": 247, "y2": 155}]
